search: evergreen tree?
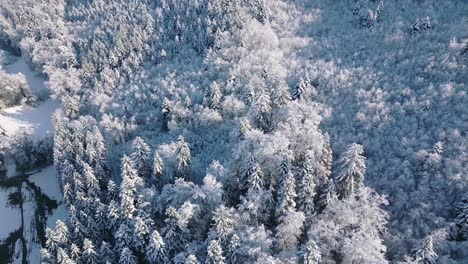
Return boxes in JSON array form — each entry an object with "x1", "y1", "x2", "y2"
[
  {"x1": 100, "y1": 241, "x2": 115, "y2": 264},
  {"x1": 412, "y1": 236, "x2": 437, "y2": 264},
  {"x1": 299, "y1": 240, "x2": 321, "y2": 264},
  {"x1": 45, "y1": 228, "x2": 59, "y2": 255},
  {"x1": 336, "y1": 143, "x2": 366, "y2": 199},
  {"x1": 454, "y1": 194, "x2": 468, "y2": 240},
  {"x1": 55, "y1": 220, "x2": 69, "y2": 247},
  {"x1": 185, "y1": 254, "x2": 199, "y2": 264},
  {"x1": 153, "y1": 151, "x2": 164, "y2": 188},
  {"x1": 237, "y1": 118, "x2": 252, "y2": 141},
  {"x1": 272, "y1": 79, "x2": 291, "y2": 107},
  {"x1": 206, "y1": 239, "x2": 226, "y2": 264},
  {"x1": 163, "y1": 207, "x2": 190, "y2": 258},
  {"x1": 162, "y1": 98, "x2": 172, "y2": 131},
  {"x1": 133, "y1": 216, "x2": 150, "y2": 252},
  {"x1": 210, "y1": 81, "x2": 222, "y2": 110},
  {"x1": 146, "y1": 230, "x2": 169, "y2": 264},
  {"x1": 70, "y1": 243, "x2": 81, "y2": 262},
  {"x1": 227, "y1": 234, "x2": 240, "y2": 264},
  {"x1": 316, "y1": 179, "x2": 336, "y2": 213},
  {"x1": 297, "y1": 156, "x2": 316, "y2": 224},
  {"x1": 57, "y1": 247, "x2": 72, "y2": 264},
  {"x1": 176, "y1": 136, "x2": 191, "y2": 179},
  {"x1": 115, "y1": 223, "x2": 133, "y2": 253},
  {"x1": 292, "y1": 76, "x2": 309, "y2": 100},
  {"x1": 81, "y1": 238, "x2": 99, "y2": 264},
  {"x1": 131, "y1": 136, "x2": 152, "y2": 178},
  {"x1": 119, "y1": 247, "x2": 138, "y2": 264},
  {"x1": 106, "y1": 180, "x2": 118, "y2": 202},
  {"x1": 320, "y1": 133, "x2": 333, "y2": 186},
  {"x1": 211, "y1": 205, "x2": 234, "y2": 243},
  {"x1": 41, "y1": 248, "x2": 55, "y2": 264},
  {"x1": 252, "y1": 88, "x2": 272, "y2": 132},
  {"x1": 276, "y1": 158, "x2": 297, "y2": 222},
  {"x1": 242, "y1": 155, "x2": 264, "y2": 195},
  {"x1": 120, "y1": 155, "x2": 141, "y2": 220}
]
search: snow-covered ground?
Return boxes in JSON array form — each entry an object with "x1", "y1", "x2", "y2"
[
  {"x1": 0, "y1": 56, "x2": 57, "y2": 141},
  {"x1": 0, "y1": 188, "x2": 20, "y2": 241},
  {"x1": 0, "y1": 53, "x2": 64, "y2": 262}
]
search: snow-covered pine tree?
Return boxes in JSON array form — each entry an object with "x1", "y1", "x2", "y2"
[
  {"x1": 206, "y1": 239, "x2": 226, "y2": 264},
  {"x1": 45, "y1": 228, "x2": 59, "y2": 255},
  {"x1": 185, "y1": 254, "x2": 199, "y2": 264},
  {"x1": 210, "y1": 81, "x2": 222, "y2": 110},
  {"x1": 133, "y1": 215, "x2": 150, "y2": 253},
  {"x1": 100, "y1": 241, "x2": 115, "y2": 264},
  {"x1": 237, "y1": 118, "x2": 252, "y2": 141},
  {"x1": 70, "y1": 243, "x2": 81, "y2": 262},
  {"x1": 412, "y1": 236, "x2": 437, "y2": 264},
  {"x1": 81, "y1": 238, "x2": 98, "y2": 264},
  {"x1": 252, "y1": 88, "x2": 272, "y2": 132},
  {"x1": 54, "y1": 220, "x2": 69, "y2": 247},
  {"x1": 297, "y1": 155, "x2": 316, "y2": 225},
  {"x1": 454, "y1": 194, "x2": 468, "y2": 241},
  {"x1": 115, "y1": 223, "x2": 133, "y2": 253},
  {"x1": 210, "y1": 205, "x2": 235, "y2": 247},
  {"x1": 163, "y1": 207, "x2": 190, "y2": 258},
  {"x1": 336, "y1": 143, "x2": 366, "y2": 199},
  {"x1": 120, "y1": 155, "x2": 142, "y2": 220},
  {"x1": 162, "y1": 97, "x2": 172, "y2": 131},
  {"x1": 276, "y1": 158, "x2": 297, "y2": 222},
  {"x1": 56, "y1": 247, "x2": 72, "y2": 264},
  {"x1": 299, "y1": 240, "x2": 321, "y2": 264},
  {"x1": 316, "y1": 179, "x2": 337, "y2": 213},
  {"x1": 131, "y1": 136, "x2": 152, "y2": 179},
  {"x1": 243, "y1": 155, "x2": 264, "y2": 195},
  {"x1": 292, "y1": 76, "x2": 309, "y2": 100},
  {"x1": 119, "y1": 247, "x2": 138, "y2": 264},
  {"x1": 153, "y1": 151, "x2": 164, "y2": 188},
  {"x1": 176, "y1": 135, "x2": 191, "y2": 179},
  {"x1": 272, "y1": 79, "x2": 291, "y2": 107},
  {"x1": 146, "y1": 230, "x2": 169, "y2": 264},
  {"x1": 106, "y1": 179, "x2": 118, "y2": 202},
  {"x1": 275, "y1": 158, "x2": 304, "y2": 252}
]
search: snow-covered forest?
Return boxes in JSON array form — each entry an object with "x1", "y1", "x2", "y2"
[{"x1": 0, "y1": 0, "x2": 466, "y2": 263}]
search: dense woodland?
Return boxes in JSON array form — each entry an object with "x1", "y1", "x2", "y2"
[{"x1": 0, "y1": 0, "x2": 467, "y2": 263}]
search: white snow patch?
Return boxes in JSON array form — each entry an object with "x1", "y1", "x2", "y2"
[{"x1": 0, "y1": 187, "x2": 21, "y2": 242}]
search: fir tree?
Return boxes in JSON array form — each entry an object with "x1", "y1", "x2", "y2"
[
  {"x1": 131, "y1": 137, "x2": 152, "y2": 178},
  {"x1": 297, "y1": 156, "x2": 316, "y2": 224},
  {"x1": 412, "y1": 236, "x2": 437, "y2": 264},
  {"x1": 336, "y1": 143, "x2": 366, "y2": 199},
  {"x1": 252, "y1": 88, "x2": 272, "y2": 132},
  {"x1": 185, "y1": 254, "x2": 199, "y2": 264},
  {"x1": 211, "y1": 205, "x2": 235, "y2": 243},
  {"x1": 55, "y1": 220, "x2": 69, "y2": 247},
  {"x1": 316, "y1": 179, "x2": 336, "y2": 213},
  {"x1": 162, "y1": 97, "x2": 172, "y2": 131},
  {"x1": 276, "y1": 158, "x2": 297, "y2": 222},
  {"x1": 81, "y1": 238, "x2": 99, "y2": 264},
  {"x1": 243, "y1": 155, "x2": 264, "y2": 195},
  {"x1": 119, "y1": 247, "x2": 138, "y2": 264},
  {"x1": 146, "y1": 230, "x2": 169, "y2": 264},
  {"x1": 299, "y1": 240, "x2": 321, "y2": 264},
  {"x1": 100, "y1": 241, "x2": 115, "y2": 264},
  {"x1": 206, "y1": 239, "x2": 226, "y2": 264},
  {"x1": 70, "y1": 243, "x2": 81, "y2": 262},
  {"x1": 153, "y1": 151, "x2": 164, "y2": 188},
  {"x1": 115, "y1": 223, "x2": 133, "y2": 253},
  {"x1": 454, "y1": 194, "x2": 468, "y2": 241},
  {"x1": 292, "y1": 76, "x2": 309, "y2": 100},
  {"x1": 210, "y1": 81, "x2": 222, "y2": 110},
  {"x1": 176, "y1": 135, "x2": 191, "y2": 179},
  {"x1": 272, "y1": 79, "x2": 291, "y2": 107},
  {"x1": 237, "y1": 118, "x2": 252, "y2": 141},
  {"x1": 163, "y1": 207, "x2": 190, "y2": 258},
  {"x1": 45, "y1": 228, "x2": 59, "y2": 255}
]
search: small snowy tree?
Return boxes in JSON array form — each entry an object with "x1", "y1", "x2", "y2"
[
  {"x1": 131, "y1": 136, "x2": 152, "y2": 178},
  {"x1": 81, "y1": 238, "x2": 98, "y2": 264},
  {"x1": 119, "y1": 247, "x2": 138, "y2": 264},
  {"x1": 251, "y1": 88, "x2": 272, "y2": 132},
  {"x1": 336, "y1": 143, "x2": 366, "y2": 199},
  {"x1": 242, "y1": 155, "x2": 264, "y2": 195},
  {"x1": 412, "y1": 236, "x2": 437, "y2": 264},
  {"x1": 210, "y1": 81, "x2": 222, "y2": 110},
  {"x1": 176, "y1": 136, "x2": 191, "y2": 179},
  {"x1": 272, "y1": 79, "x2": 291, "y2": 107},
  {"x1": 146, "y1": 230, "x2": 169, "y2": 264},
  {"x1": 299, "y1": 240, "x2": 321, "y2": 264},
  {"x1": 206, "y1": 239, "x2": 226, "y2": 264},
  {"x1": 153, "y1": 151, "x2": 164, "y2": 188},
  {"x1": 297, "y1": 156, "x2": 316, "y2": 224},
  {"x1": 454, "y1": 194, "x2": 468, "y2": 240}
]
